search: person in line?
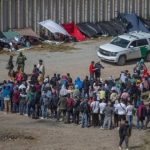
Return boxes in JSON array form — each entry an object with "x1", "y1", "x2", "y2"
[
  {"x1": 126, "y1": 101, "x2": 134, "y2": 128},
  {"x1": 116, "y1": 99, "x2": 127, "y2": 127},
  {"x1": 80, "y1": 98, "x2": 90, "y2": 128},
  {"x1": 136, "y1": 101, "x2": 147, "y2": 129},
  {"x1": 66, "y1": 94, "x2": 74, "y2": 123},
  {"x1": 90, "y1": 96, "x2": 99, "y2": 127},
  {"x1": 145, "y1": 103, "x2": 150, "y2": 129},
  {"x1": 102, "y1": 101, "x2": 114, "y2": 129},
  {"x1": 99, "y1": 99, "x2": 106, "y2": 128}
]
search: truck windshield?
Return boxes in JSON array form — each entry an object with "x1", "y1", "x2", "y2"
[{"x1": 111, "y1": 37, "x2": 130, "y2": 48}]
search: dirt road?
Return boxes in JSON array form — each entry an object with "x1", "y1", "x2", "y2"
[
  {"x1": 0, "y1": 37, "x2": 150, "y2": 82},
  {"x1": 0, "y1": 38, "x2": 150, "y2": 150}
]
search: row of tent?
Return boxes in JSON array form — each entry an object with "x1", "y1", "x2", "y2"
[
  {"x1": 39, "y1": 13, "x2": 150, "y2": 41},
  {"x1": 0, "y1": 13, "x2": 150, "y2": 51}
]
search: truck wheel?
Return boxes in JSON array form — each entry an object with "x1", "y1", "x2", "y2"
[
  {"x1": 146, "y1": 53, "x2": 150, "y2": 62},
  {"x1": 117, "y1": 56, "x2": 126, "y2": 66}
]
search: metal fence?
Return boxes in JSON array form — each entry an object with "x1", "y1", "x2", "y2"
[{"x1": 0, "y1": 0, "x2": 150, "y2": 33}]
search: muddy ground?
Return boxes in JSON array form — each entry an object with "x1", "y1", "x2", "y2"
[{"x1": 0, "y1": 38, "x2": 150, "y2": 150}]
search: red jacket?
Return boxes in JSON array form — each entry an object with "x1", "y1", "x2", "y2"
[{"x1": 89, "y1": 64, "x2": 95, "y2": 74}]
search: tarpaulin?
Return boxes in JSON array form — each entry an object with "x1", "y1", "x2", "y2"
[
  {"x1": 13, "y1": 28, "x2": 39, "y2": 38},
  {"x1": 0, "y1": 31, "x2": 5, "y2": 38},
  {"x1": 62, "y1": 22, "x2": 86, "y2": 41},
  {"x1": 2, "y1": 31, "x2": 19, "y2": 40},
  {"x1": 118, "y1": 13, "x2": 149, "y2": 32},
  {"x1": 77, "y1": 23, "x2": 97, "y2": 37},
  {"x1": 39, "y1": 20, "x2": 70, "y2": 36},
  {"x1": 86, "y1": 22, "x2": 102, "y2": 35}
]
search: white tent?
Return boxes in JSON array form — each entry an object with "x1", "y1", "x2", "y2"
[{"x1": 39, "y1": 20, "x2": 70, "y2": 36}]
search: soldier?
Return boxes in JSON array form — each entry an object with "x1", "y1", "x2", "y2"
[
  {"x1": 16, "y1": 52, "x2": 27, "y2": 72},
  {"x1": 7, "y1": 55, "x2": 14, "y2": 76}
]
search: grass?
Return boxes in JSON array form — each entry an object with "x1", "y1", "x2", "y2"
[{"x1": 30, "y1": 43, "x2": 77, "y2": 52}]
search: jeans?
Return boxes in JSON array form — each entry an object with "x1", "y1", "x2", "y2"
[
  {"x1": 81, "y1": 113, "x2": 88, "y2": 128},
  {"x1": 41, "y1": 105, "x2": 48, "y2": 118},
  {"x1": 137, "y1": 117, "x2": 144, "y2": 129},
  {"x1": 127, "y1": 115, "x2": 133, "y2": 128},
  {"x1": 103, "y1": 116, "x2": 112, "y2": 129},
  {"x1": 19, "y1": 101, "x2": 26, "y2": 115},
  {"x1": 12, "y1": 103, "x2": 19, "y2": 113},
  {"x1": 100, "y1": 114, "x2": 105, "y2": 127},
  {"x1": 27, "y1": 102, "x2": 35, "y2": 117}
]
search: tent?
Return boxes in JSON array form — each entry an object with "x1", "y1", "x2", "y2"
[
  {"x1": 62, "y1": 22, "x2": 86, "y2": 41},
  {"x1": 0, "y1": 31, "x2": 5, "y2": 38},
  {"x1": 77, "y1": 23, "x2": 98, "y2": 37},
  {"x1": 2, "y1": 31, "x2": 19, "y2": 40},
  {"x1": 39, "y1": 20, "x2": 70, "y2": 36},
  {"x1": 85, "y1": 22, "x2": 102, "y2": 35},
  {"x1": 118, "y1": 13, "x2": 149, "y2": 32},
  {"x1": 13, "y1": 28, "x2": 39, "y2": 38}
]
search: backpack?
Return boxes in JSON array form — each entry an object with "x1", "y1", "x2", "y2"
[
  {"x1": 17, "y1": 57, "x2": 24, "y2": 64},
  {"x1": 80, "y1": 102, "x2": 89, "y2": 113}
]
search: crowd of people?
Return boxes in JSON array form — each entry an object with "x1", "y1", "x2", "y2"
[{"x1": 0, "y1": 53, "x2": 150, "y2": 150}]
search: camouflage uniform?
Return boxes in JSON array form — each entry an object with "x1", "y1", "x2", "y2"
[{"x1": 16, "y1": 52, "x2": 27, "y2": 72}]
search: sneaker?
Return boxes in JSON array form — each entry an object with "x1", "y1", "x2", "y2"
[
  {"x1": 126, "y1": 148, "x2": 129, "y2": 150},
  {"x1": 24, "y1": 114, "x2": 28, "y2": 117},
  {"x1": 118, "y1": 146, "x2": 122, "y2": 150},
  {"x1": 40, "y1": 117, "x2": 44, "y2": 120}
]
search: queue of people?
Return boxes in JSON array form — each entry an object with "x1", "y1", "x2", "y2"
[{"x1": 0, "y1": 54, "x2": 150, "y2": 150}]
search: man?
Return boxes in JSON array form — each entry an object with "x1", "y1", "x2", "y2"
[
  {"x1": 99, "y1": 99, "x2": 107, "y2": 127},
  {"x1": 116, "y1": 100, "x2": 127, "y2": 127},
  {"x1": 7, "y1": 55, "x2": 14, "y2": 77},
  {"x1": 80, "y1": 98, "x2": 90, "y2": 128},
  {"x1": 119, "y1": 121, "x2": 132, "y2": 150},
  {"x1": 37, "y1": 59, "x2": 45, "y2": 77},
  {"x1": 89, "y1": 61, "x2": 95, "y2": 87},
  {"x1": 83, "y1": 76, "x2": 90, "y2": 98},
  {"x1": 16, "y1": 52, "x2": 27, "y2": 72},
  {"x1": 90, "y1": 96, "x2": 100, "y2": 127},
  {"x1": 94, "y1": 61, "x2": 104, "y2": 79},
  {"x1": 145, "y1": 103, "x2": 150, "y2": 129},
  {"x1": 136, "y1": 101, "x2": 147, "y2": 129},
  {"x1": 66, "y1": 94, "x2": 74, "y2": 123},
  {"x1": 103, "y1": 101, "x2": 113, "y2": 129},
  {"x1": 57, "y1": 91, "x2": 67, "y2": 122},
  {"x1": 126, "y1": 101, "x2": 134, "y2": 128}
]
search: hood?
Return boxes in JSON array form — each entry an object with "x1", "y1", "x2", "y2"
[{"x1": 100, "y1": 43, "x2": 126, "y2": 53}]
